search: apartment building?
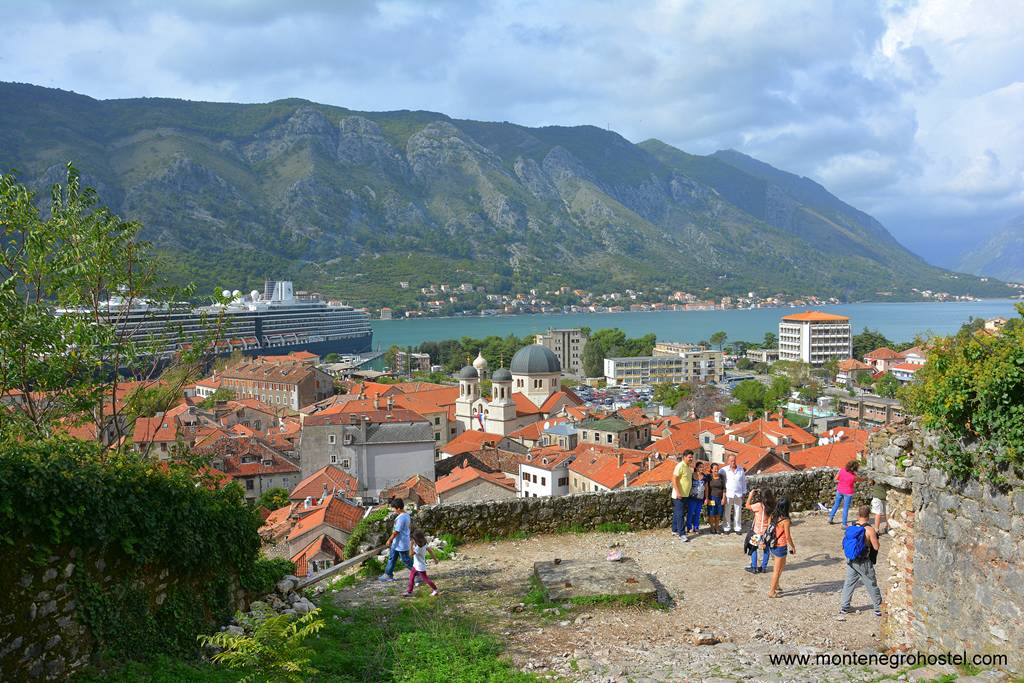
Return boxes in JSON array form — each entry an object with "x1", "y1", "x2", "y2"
[
  {"x1": 219, "y1": 359, "x2": 334, "y2": 410},
  {"x1": 604, "y1": 347, "x2": 723, "y2": 387},
  {"x1": 535, "y1": 328, "x2": 588, "y2": 375},
  {"x1": 777, "y1": 311, "x2": 852, "y2": 365}
]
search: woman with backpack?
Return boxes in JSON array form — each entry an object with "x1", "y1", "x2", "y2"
[
  {"x1": 828, "y1": 460, "x2": 860, "y2": 527},
  {"x1": 767, "y1": 497, "x2": 796, "y2": 598},
  {"x1": 744, "y1": 487, "x2": 776, "y2": 574}
]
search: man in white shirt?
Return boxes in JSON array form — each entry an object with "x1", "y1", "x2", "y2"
[{"x1": 719, "y1": 454, "x2": 747, "y2": 533}]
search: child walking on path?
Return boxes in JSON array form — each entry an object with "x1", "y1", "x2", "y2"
[
  {"x1": 379, "y1": 499, "x2": 414, "y2": 582},
  {"x1": 403, "y1": 530, "x2": 440, "y2": 597}
]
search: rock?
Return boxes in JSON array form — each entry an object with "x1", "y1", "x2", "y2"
[
  {"x1": 508, "y1": 603, "x2": 526, "y2": 613},
  {"x1": 276, "y1": 577, "x2": 297, "y2": 594},
  {"x1": 293, "y1": 601, "x2": 312, "y2": 615},
  {"x1": 691, "y1": 630, "x2": 720, "y2": 646},
  {"x1": 225, "y1": 625, "x2": 244, "y2": 636}
]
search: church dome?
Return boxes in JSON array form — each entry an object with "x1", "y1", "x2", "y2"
[
  {"x1": 472, "y1": 351, "x2": 488, "y2": 371},
  {"x1": 492, "y1": 367, "x2": 512, "y2": 382},
  {"x1": 456, "y1": 365, "x2": 479, "y2": 380},
  {"x1": 510, "y1": 344, "x2": 561, "y2": 375}
]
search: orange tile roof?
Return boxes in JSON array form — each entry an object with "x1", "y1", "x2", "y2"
[
  {"x1": 508, "y1": 417, "x2": 567, "y2": 442},
  {"x1": 287, "y1": 496, "x2": 365, "y2": 541},
  {"x1": 788, "y1": 439, "x2": 865, "y2": 470},
  {"x1": 442, "y1": 429, "x2": 505, "y2": 456},
  {"x1": 538, "y1": 388, "x2": 584, "y2": 413},
  {"x1": 645, "y1": 429, "x2": 700, "y2": 456},
  {"x1": 569, "y1": 451, "x2": 642, "y2": 490},
  {"x1": 511, "y1": 392, "x2": 544, "y2": 415},
  {"x1": 290, "y1": 465, "x2": 358, "y2": 501},
  {"x1": 627, "y1": 458, "x2": 677, "y2": 487},
  {"x1": 615, "y1": 406, "x2": 653, "y2": 426},
  {"x1": 435, "y1": 465, "x2": 516, "y2": 495},
  {"x1": 781, "y1": 311, "x2": 849, "y2": 322},
  {"x1": 393, "y1": 387, "x2": 460, "y2": 416},
  {"x1": 864, "y1": 347, "x2": 902, "y2": 360},
  {"x1": 889, "y1": 362, "x2": 920, "y2": 372},
  {"x1": 380, "y1": 473, "x2": 438, "y2": 505},
  {"x1": 820, "y1": 426, "x2": 871, "y2": 444},
  {"x1": 291, "y1": 534, "x2": 346, "y2": 577},
  {"x1": 838, "y1": 358, "x2": 872, "y2": 372},
  {"x1": 197, "y1": 437, "x2": 300, "y2": 477},
  {"x1": 522, "y1": 446, "x2": 576, "y2": 471}
]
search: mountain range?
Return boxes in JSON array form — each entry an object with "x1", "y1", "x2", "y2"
[
  {"x1": 0, "y1": 82, "x2": 1010, "y2": 306},
  {"x1": 958, "y1": 215, "x2": 1024, "y2": 283}
]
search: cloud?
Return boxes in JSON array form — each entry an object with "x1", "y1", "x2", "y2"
[{"x1": 0, "y1": 0, "x2": 1021, "y2": 265}]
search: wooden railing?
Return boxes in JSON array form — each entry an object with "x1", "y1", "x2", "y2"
[{"x1": 295, "y1": 544, "x2": 386, "y2": 590}]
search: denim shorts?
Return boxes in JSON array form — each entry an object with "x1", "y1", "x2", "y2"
[
  {"x1": 770, "y1": 546, "x2": 788, "y2": 558},
  {"x1": 707, "y1": 497, "x2": 723, "y2": 515}
]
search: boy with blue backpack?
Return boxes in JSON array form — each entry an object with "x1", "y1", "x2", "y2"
[{"x1": 838, "y1": 505, "x2": 882, "y2": 619}]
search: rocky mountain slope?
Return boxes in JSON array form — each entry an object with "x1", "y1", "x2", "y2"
[
  {"x1": 0, "y1": 82, "x2": 1008, "y2": 305},
  {"x1": 958, "y1": 215, "x2": 1024, "y2": 283}
]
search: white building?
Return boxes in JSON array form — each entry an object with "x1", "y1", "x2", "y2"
[
  {"x1": 778, "y1": 311, "x2": 852, "y2": 366},
  {"x1": 535, "y1": 328, "x2": 588, "y2": 376},
  {"x1": 519, "y1": 450, "x2": 575, "y2": 498},
  {"x1": 604, "y1": 347, "x2": 723, "y2": 387}
]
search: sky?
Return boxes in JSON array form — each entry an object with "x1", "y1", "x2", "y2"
[{"x1": 1, "y1": 0, "x2": 1022, "y2": 266}]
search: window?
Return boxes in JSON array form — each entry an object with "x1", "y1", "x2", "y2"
[
  {"x1": 434, "y1": 433, "x2": 440, "y2": 441},
  {"x1": 246, "y1": 479, "x2": 254, "y2": 490},
  {"x1": 434, "y1": 417, "x2": 441, "y2": 425},
  {"x1": 330, "y1": 454, "x2": 338, "y2": 464},
  {"x1": 541, "y1": 477, "x2": 546, "y2": 486},
  {"x1": 328, "y1": 434, "x2": 336, "y2": 445},
  {"x1": 522, "y1": 472, "x2": 529, "y2": 480},
  {"x1": 558, "y1": 476, "x2": 568, "y2": 487},
  {"x1": 531, "y1": 474, "x2": 538, "y2": 483},
  {"x1": 341, "y1": 459, "x2": 351, "y2": 468},
  {"x1": 606, "y1": 434, "x2": 613, "y2": 443}
]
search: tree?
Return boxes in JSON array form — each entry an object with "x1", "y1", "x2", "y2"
[
  {"x1": 581, "y1": 338, "x2": 607, "y2": 378},
  {"x1": 0, "y1": 165, "x2": 224, "y2": 450},
  {"x1": 771, "y1": 360, "x2": 812, "y2": 386},
  {"x1": 709, "y1": 331, "x2": 727, "y2": 351},
  {"x1": 873, "y1": 372, "x2": 900, "y2": 398},
  {"x1": 256, "y1": 488, "x2": 291, "y2": 511},
  {"x1": 677, "y1": 382, "x2": 727, "y2": 419},
  {"x1": 324, "y1": 353, "x2": 341, "y2": 363},
  {"x1": 854, "y1": 370, "x2": 874, "y2": 387},
  {"x1": 383, "y1": 345, "x2": 401, "y2": 372},
  {"x1": 797, "y1": 383, "x2": 821, "y2": 404},
  {"x1": 763, "y1": 376, "x2": 792, "y2": 413},
  {"x1": 762, "y1": 332, "x2": 778, "y2": 350},
  {"x1": 902, "y1": 303, "x2": 1024, "y2": 480},
  {"x1": 653, "y1": 382, "x2": 693, "y2": 410},
  {"x1": 822, "y1": 358, "x2": 840, "y2": 382},
  {"x1": 735, "y1": 357, "x2": 754, "y2": 370},
  {"x1": 732, "y1": 380, "x2": 767, "y2": 413},
  {"x1": 724, "y1": 402, "x2": 751, "y2": 422},
  {"x1": 199, "y1": 388, "x2": 236, "y2": 408},
  {"x1": 852, "y1": 328, "x2": 893, "y2": 360}
]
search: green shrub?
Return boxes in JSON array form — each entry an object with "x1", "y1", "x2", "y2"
[
  {"x1": 199, "y1": 607, "x2": 325, "y2": 683},
  {"x1": 343, "y1": 507, "x2": 390, "y2": 559},
  {"x1": 902, "y1": 304, "x2": 1024, "y2": 482},
  {"x1": 240, "y1": 557, "x2": 296, "y2": 594},
  {"x1": 0, "y1": 437, "x2": 265, "y2": 662}
]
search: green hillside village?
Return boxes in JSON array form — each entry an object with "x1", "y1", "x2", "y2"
[{"x1": 3, "y1": 163, "x2": 1024, "y2": 681}]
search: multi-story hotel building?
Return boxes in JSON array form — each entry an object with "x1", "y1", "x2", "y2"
[
  {"x1": 604, "y1": 344, "x2": 723, "y2": 387},
  {"x1": 778, "y1": 311, "x2": 852, "y2": 365},
  {"x1": 535, "y1": 328, "x2": 588, "y2": 375}
]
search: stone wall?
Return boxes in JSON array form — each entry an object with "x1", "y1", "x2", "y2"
[
  {"x1": 387, "y1": 468, "x2": 863, "y2": 542},
  {"x1": 867, "y1": 424, "x2": 1024, "y2": 672},
  {"x1": 0, "y1": 548, "x2": 247, "y2": 681}
]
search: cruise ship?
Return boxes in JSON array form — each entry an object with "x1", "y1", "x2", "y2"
[{"x1": 67, "y1": 280, "x2": 373, "y2": 359}]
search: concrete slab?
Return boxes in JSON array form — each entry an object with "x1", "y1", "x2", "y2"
[{"x1": 533, "y1": 558, "x2": 657, "y2": 601}]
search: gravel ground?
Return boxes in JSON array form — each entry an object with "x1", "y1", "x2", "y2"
[{"x1": 334, "y1": 513, "x2": 1008, "y2": 682}]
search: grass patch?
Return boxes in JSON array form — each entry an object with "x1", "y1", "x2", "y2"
[
  {"x1": 524, "y1": 574, "x2": 559, "y2": 612},
  {"x1": 433, "y1": 533, "x2": 460, "y2": 561},
  {"x1": 75, "y1": 600, "x2": 540, "y2": 682}
]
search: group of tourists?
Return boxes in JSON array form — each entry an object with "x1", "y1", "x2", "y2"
[{"x1": 670, "y1": 452, "x2": 885, "y2": 616}]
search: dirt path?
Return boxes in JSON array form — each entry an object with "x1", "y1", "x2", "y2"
[{"x1": 331, "y1": 513, "x2": 974, "y2": 681}]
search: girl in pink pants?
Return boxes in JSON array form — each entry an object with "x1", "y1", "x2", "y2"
[{"x1": 402, "y1": 530, "x2": 440, "y2": 597}]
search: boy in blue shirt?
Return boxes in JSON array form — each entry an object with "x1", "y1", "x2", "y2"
[{"x1": 379, "y1": 498, "x2": 414, "y2": 582}]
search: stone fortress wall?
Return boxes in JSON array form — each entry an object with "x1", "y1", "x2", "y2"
[{"x1": 867, "y1": 424, "x2": 1024, "y2": 672}]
